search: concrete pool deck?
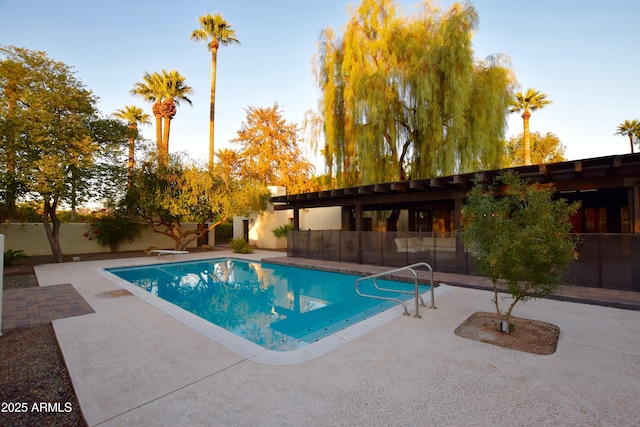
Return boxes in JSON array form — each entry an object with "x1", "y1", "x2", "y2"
[{"x1": 35, "y1": 250, "x2": 640, "y2": 426}]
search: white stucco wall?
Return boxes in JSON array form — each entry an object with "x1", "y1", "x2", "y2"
[
  {"x1": 234, "y1": 186, "x2": 343, "y2": 249},
  {"x1": 298, "y1": 206, "x2": 342, "y2": 230},
  {"x1": 232, "y1": 217, "x2": 246, "y2": 241},
  {"x1": 252, "y1": 209, "x2": 290, "y2": 249},
  {"x1": 240, "y1": 206, "x2": 342, "y2": 249},
  {"x1": 236, "y1": 186, "x2": 290, "y2": 249}
]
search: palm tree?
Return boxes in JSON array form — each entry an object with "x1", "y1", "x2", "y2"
[
  {"x1": 159, "y1": 69, "x2": 193, "y2": 157},
  {"x1": 190, "y1": 12, "x2": 240, "y2": 169},
  {"x1": 509, "y1": 88, "x2": 552, "y2": 165},
  {"x1": 113, "y1": 105, "x2": 151, "y2": 183},
  {"x1": 614, "y1": 119, "x2": 640, "y2": 154},
  {"x1": 130, "y1": 72, "x2": 165, "y2": 164}
]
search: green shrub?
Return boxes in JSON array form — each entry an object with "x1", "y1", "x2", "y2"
[
  {"x1": 229, "y1": 238, "x2": 253, "y2": 254},
  {"x1": 56, "y1": 209, "x2": 95, "y2": 223},
  {"x1": 84, "y1": 213, "x2": 142, "y2": 252},
  {"x1": 215, "y1": 221, "x2": 233, "y2": 243},
  {"x1": 0, "y1": 203, "x2": 41, "y2": 223},
  {"x1": 4, "y1": 249, "x2": 30, "y2": 267}
]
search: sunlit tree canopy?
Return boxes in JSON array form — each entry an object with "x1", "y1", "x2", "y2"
[
  {"x1": 0, "y1": 45, "x2": 127, "y2": 261},
  {"x1": 505, "y1": 132, "x2": 566, "y2": 166},
  {"x1": 315, "y1": 0, "x2": 516, "y2": 186},
  {"x1": 124, "y1": 156, "x2": 270, "y2": 250},
  {"x1": 232, "y1": 103, "x2": 319, "y2": 194}
]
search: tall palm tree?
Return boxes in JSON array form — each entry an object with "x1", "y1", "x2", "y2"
[
  {"x1": 130, "y1": 72, "x2": 165, "y2": 164},
  {"x1": 159, "y1": 69, "x2": 193, "y2": 156},
  {"x1": 509, "y1": 88, "x2": 552, "y2": 165},
  {"x1": 113, "y1": 105, "x2": 151, "y2": 183},
  {"x1": 190, "y1": 12, "x2": 240, "y2": 169},
  {"x1": 614, "y1": 119, "x2": 640, "y2": 154}
]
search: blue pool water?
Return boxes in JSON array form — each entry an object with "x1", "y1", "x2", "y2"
[{"x1": 107, "y1": 258, "x2": 426, "y2": 351}]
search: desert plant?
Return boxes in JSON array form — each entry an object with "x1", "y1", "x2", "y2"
[
  {"x1": 4, "y1": 249, "x2": 30, "y2": 267},
  {"x1": 272, "y1": 224, "x2": 292, "y2": 240},
  {"x1": 229, "y1": 238, "x2": 253, "y2": 254},
  {"x1": 461, "y1": 171, "x2": 580, "y2": 332},
  {"x1": 84, "y1": 213, "x2": 142, "y2": 252}
]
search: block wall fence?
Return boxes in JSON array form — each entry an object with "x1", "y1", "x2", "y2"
[{"x1": 1, "y1": 223, "x2": 200, "y2": 256}]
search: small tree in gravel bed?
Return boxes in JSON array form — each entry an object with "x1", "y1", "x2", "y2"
[{"x1": 461, "y1": 171, "x2": 580, "y2": 332}]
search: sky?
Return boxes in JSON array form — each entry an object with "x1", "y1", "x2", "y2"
[{"x1": 1, "y1": 0, "x2": 639, "y2": 170}]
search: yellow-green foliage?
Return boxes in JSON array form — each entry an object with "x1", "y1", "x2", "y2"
[
  {"x1": 505, "y1": 132, "x2": 567, "y2": 167},
  {"x1": 125, "y1": 157, "x2": 271, "y2": 250},
  {"x1": 315, "y1": 0, "x2": 516, "y2": 186},
  {"x1": 230, "y1": 238, "x2": 253, "y2": 254}
]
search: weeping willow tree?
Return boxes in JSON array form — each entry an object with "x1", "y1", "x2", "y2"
[{"x1": 315, "y1": 0, "x2": 516, "y2": 186}]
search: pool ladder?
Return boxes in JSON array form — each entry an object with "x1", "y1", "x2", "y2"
[{"x1": 355, "y1": 262, "x2": 436, "y2": 319}]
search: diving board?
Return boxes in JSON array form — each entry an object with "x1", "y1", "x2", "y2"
[{"x1": 147, "y1": 250, "x2": 189, "y2": 259}]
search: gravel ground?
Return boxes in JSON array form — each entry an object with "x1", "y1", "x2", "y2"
[
  {"x1": 2, "y1": 273, "x2": 39, "y2": 290},
  {"x1": 0, "y1": 322, "x2": 85, "y2": 426},
  {"x1": 1, "y1": 250, "x2": 218, "y2": 426},
  {"x1": 2, "y1": 269, "x2": 86, "y2": 426},
  {"x1": 1, "y1": 253, "x2": 149, "y2": 427}
]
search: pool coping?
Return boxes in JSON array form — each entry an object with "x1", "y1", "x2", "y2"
[
  {"x1": 34, "y1": 250, "x2": 640, "y2": 426},
  {"x1": 98, "y1": 255, "x2": 452, "y2": 365}
]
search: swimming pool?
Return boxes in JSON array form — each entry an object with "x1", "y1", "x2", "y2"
[{"x1": 106, "y1": 258, "x2": 431, "y2": 351}]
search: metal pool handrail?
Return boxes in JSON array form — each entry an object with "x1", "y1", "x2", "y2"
[{"x1": 355, "y1": 262, "x2": 436, "y2": 319}]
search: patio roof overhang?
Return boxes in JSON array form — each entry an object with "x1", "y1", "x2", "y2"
[{"x1": 271, "y1": 153, "x2": 640, "y2": 211}]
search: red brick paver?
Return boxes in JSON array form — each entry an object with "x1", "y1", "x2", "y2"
[{"x1": 2, "y1": 284, "x2": 94, "y2": 333}]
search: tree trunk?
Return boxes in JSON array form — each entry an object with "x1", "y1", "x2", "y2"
[
  {"x1": 127, "y1": 123, "x2": 137, "y2": 187},
  {"x1": 630, "y1": 134, "x2": 635, "y2": 154},
  {"x1": 522, "y1": 110, "x2": 531, "y2": 165},
  {"x1": 42, "y1": 198, "x2": 64, "y2": 263},
  {"x1": 152, "y1": 102, "x2": 164, "y2": 167},
  {"x1": 177, "y1": 234, "x2": 197, "y2": 251},
  {"x1": 491, "y1": 280, "x2": 500, "y2": 316},
  {"x1": 70, "y1": 170, "x2": 77, "y2": 222},
  {"x1": 5, "y1": 162, "x2": 17, "y2": 212},
  {"x1": 162, "y1": 117, "x2": 171, "y2": 165},
  {"x1": 5, "y1": 99, "x2": 18, "y2": 211},
  {"x1": 127, "y1": 136, "x2": 135, "y2": 187},
  {"x1": 209, "y1": 48, "x2": 219, "y2": 170},
  {"x1": 387, "y1": 210, "x2": 401, "y2": 231}
]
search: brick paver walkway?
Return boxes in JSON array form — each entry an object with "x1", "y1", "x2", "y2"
[{"x1": 2, "y1": 284, "x2": 94, "y2": 333}]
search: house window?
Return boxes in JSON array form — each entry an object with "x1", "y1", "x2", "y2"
[
  {"x1": 621, "y1": 207, "x2": 630, "y2": 233},
  {"x1": 431, "y1": 210, "x2": 453, "y2": 235},
  {"x1": 584, "y1": 207, "x2": 608, "y2": 233}
]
